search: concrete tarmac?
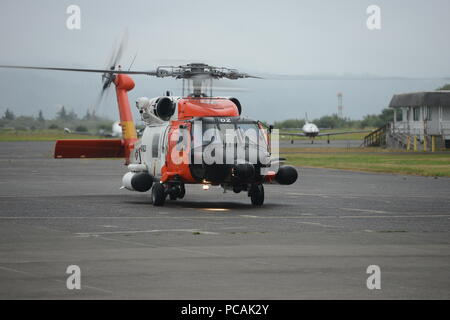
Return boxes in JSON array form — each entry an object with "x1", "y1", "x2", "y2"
[{"x1": 0, "y1": 141, "x2": 449, "y2": 299}]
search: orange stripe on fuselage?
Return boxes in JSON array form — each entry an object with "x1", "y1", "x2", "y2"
[{"x1": 177, "y1": 98, "x2": 239, "y2": 119}]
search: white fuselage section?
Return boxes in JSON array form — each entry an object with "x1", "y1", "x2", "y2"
[
  {"x1": 132, "y1": 123, "x2": 170, "y2": 179},
  {"x1": 302, "y1": 122, "x2": 319, "y2": 137}
]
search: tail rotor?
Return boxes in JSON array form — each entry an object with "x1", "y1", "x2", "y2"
[{"x1": 91, "y1": 30, "x2": 129, "y2": 115}]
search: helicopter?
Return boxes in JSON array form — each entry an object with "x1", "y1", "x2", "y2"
[{"x1": 0, "y1": 54, "x2": 298, "y2": 207}]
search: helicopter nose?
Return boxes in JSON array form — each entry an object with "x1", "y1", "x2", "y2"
[{"x1": 233, "y1": 163, "x2": 255, "y2": 180}]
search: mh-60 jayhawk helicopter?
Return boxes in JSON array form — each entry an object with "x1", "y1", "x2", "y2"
[{"x1": 0, "y1": 49, "x2": 298, "y2": 206}]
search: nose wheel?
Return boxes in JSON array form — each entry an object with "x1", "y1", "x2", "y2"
[
  {"x1": 249, "y1": 184, "x2": 264, "y2": 206},
  {"x1": 151, "y1": 182, "x2": 166, "y2": 206},
  {"x1": 152, "y1": 182, "x2": 185, "y2": 205}
]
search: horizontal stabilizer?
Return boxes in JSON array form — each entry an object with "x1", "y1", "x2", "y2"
[{"x1": 54, "y1": 139, "x2": 125, "y2": 159}]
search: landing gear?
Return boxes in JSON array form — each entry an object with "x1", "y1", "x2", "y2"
[
  {"x1": 169, "y1": 193, "x2": 177, "y2": 201},
  {"x1": 151, "y1": 182, "x2": 166, "y2": 206},
  {"x1": 291, "y1": 139, "x2": 294, "y2": 144},
  {"x1": 168, "y1": 183, "x2": 185, "y2": 201},
  {"x1": 151, "y1": 180, "x2": 186, "y2": 206},
  {"x1": 249, "y1": 184, "x2": 264, "y2": 206},
  {"x1": 311, "y1": 140, "x2": 314, "y2": 144}
]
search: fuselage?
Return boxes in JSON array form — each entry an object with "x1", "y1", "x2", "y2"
[
  {"x1": 131, "y1": 97, "x2": 271, "y2": 186},
  {"x1": 302, "y1": 122, "x2": 320, "y2": 137}
]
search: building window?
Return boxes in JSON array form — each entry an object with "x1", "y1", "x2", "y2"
[
  {"x1": 424, "y1": 106, "x2": 432, "y2": 121},
  {"x1": 413, "y1": 107, "x2": 420, "y2": 121},
  {"x1": 396, "y1": 110, "x2": 403, "y2": 121}
]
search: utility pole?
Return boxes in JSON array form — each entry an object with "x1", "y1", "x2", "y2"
[{"x1": 337, "y1": 92, "x2": 343, "y2": 118}]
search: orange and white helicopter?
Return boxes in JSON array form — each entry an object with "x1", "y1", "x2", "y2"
[{"x1": 0, "y1": 57, "x2": 298, "y2": 206}]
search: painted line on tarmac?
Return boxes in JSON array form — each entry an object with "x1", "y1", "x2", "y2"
[
  {"x1": 0, "y1": 265, "x2": 113, "y2": 294},
  {"x1": 295, "y1": 221, "x2": 342, "y2": 228},
  {"x1": 75, "y1": 229, "x2": 219, "y2": 237},
  {"x1": 94, "y1": 235, "x2": 223, "y2": 257},
  {"x1": 340, "y1": 208, "x2": 388, "y2": 214}
]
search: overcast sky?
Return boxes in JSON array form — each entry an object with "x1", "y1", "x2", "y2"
[{"x1": 0, "y1": 0, "x2": 449, "y2": 121}]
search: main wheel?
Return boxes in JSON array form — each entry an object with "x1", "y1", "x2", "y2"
[
  {"x1": 249, "y1": 184, "x2": 264, "y2": 206},
  {"x1": 151, "y1": 182, "x2": 166, "y2": 206}
]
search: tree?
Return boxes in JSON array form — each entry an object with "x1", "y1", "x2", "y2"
[
  {"x1": 56, "y1": 106, "x2": 68, "y2": 120},
  {"x1": 360, "y1": 108, "x2": 393, "y2": 128},
  {"x1": 75, "y1": 125, "x2": 88, "y2": 132},
  {"x1": 379, "y1": 108, "x2": 394, "y2": 124},
  {"x1": 83, "y1": 110, "x2": 92, "y2": 121},
  {"x1": 437, "y1": 84, "x2": 450, "y2": 90},
  {"x1": 3, "y1": 108, "x2": 15, "y2": 120},
  {"x1": 66, "y1": 110, "x2": 78, "y2": 121},
  {"x1": 273, "y1": 119, "x2": 305, "y2": 129},
  {"x1": 38, "y1": 110, "x2": 45, "y2": 122}
]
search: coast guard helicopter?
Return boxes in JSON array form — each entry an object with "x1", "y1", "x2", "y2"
[{"x1": 0, "y1": 49, "x2": 298, "y2": 206}]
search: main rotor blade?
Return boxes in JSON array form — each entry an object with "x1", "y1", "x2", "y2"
[
  {"x1": 90, "y1": 85, "x2": 111, "y2": 116},
  {"x1": 0, "y1": 65, "x2": 158, "y2": 75},
  {"x1": 112, "y1": 29, "x2": 129, "y2": 68},
  {"x1": 242, "y1": 74, "x2": 263, "y2": 79}
]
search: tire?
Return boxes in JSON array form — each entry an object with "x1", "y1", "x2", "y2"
[
  {"x1": 250, "y1": 184, "x2": 264, "y2": 206},
  {"x1": 151, "y1": 182, "x2": 166, "y2": 206}
]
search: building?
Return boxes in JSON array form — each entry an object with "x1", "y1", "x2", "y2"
[{"x1": 388, "y1": 91, "x2": 450, "y2": 149}]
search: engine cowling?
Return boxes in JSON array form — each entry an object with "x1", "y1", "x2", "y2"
[
  {"x1": 136, "y1": 96, "x2": 175, "y2": 122},
  {"x1": 229, "y1": 97, "x2": 242, "y2": 115},
  {"x1": 154, "y1": 97, "x2": 175, "y2": 121}
]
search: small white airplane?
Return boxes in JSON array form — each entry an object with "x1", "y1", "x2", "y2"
[
  {"x1": 111, "y1": 121, "x2": 122, "y2": 137},
  {"x1": 64, "y1": 121, "x2": 123, "y2": 137},
  {"x1": 281, "y1": 115, "x2": 370, "y2": 144}
]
